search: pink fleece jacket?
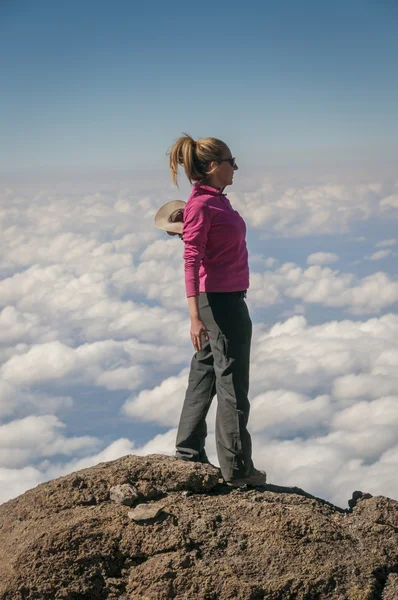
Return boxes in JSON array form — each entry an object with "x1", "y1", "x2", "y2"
[{"x1": 182, "y1": 182, "x2": 250, "y2": 297}]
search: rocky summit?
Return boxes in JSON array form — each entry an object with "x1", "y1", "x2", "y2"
[{"x1": 0, "y1": 454, "x2": 397, "y2": 600}]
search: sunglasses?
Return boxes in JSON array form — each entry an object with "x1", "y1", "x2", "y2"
[{"x1": 219, "y1": 157, "x2": 237, "y2": 168}]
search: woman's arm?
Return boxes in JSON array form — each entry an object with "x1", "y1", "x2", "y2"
[
  {"x1": 182, "y1": 200, "x2": 211, "y2": 352},
  {"x1": 187, "y1": 296, "x2": 208, "y2": 352},
  {"x1": 182, "y1": 200, "x2": 211, "y2": 299},
  {"x1": 187, "y1": 295, "x2": 200, "y2": 320}
]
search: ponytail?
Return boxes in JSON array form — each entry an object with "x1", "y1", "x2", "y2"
[{"x1": 168, "y1": 133, "x2": 227, "y2": 187}]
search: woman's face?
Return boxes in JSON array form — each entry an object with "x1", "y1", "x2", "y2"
[{"x1": 216, "y1": 146, "x2": 238, "y2": 187}]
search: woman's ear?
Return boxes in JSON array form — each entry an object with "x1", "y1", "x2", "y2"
[{"x1": 206, "y1": 161, "x2": 219, "y2": 176}]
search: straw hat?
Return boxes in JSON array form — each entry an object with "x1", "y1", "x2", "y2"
[{"x1": 154, "y1": 200, "x2": 186, "y2": 234}]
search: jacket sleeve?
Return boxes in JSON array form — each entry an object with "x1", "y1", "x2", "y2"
[{"x1": 182, "y1": 199, "x2": 211, "y2": 297}]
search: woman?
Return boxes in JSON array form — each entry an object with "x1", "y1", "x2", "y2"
[{"x1": 168, "y1": 133, "x2": 266, "y2": 488}]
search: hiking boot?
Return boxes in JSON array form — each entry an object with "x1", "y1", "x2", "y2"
[{"x1": 225, "y1": 467, "x2": 267, "y2": 488}]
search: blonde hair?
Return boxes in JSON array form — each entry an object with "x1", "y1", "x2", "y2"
[{"x1": 168, "y1": 133, "x2": 227, "y2": 187}]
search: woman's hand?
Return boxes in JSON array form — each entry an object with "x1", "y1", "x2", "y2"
[{"x1": 190, "y1": 317, "x2": 209, "y2": 353}]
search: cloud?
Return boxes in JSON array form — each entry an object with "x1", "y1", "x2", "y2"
[
  {"x1": 0, "y1": 466, "x2": 44, "y2": 504},
  {"x1": 0, "y1": 437, "x2": 138, "y2": 504},
  {"x1": 228, "y1": 180, "x2": 397, "y2": 237},
  {"x1": 0, "y1": 305, "x2": 56, "y2": 346},
  {"x1": 280, "y1": 304, "x2": 306, "y2": 318},
  {"x1": 250, "y1": 313, "x2": 398, "y2": 395},
  {"x1": 0, "y1": 263, "x2": 188, "y2": 344},
  {"x1": 1, "y1": 178, "x2": 398, "y2": 510},
  {"x1": 332, "y1": 374, "x2": 398, "y2": 400},
  {"x1": 0, "y1": 381, "x2": 73, "y2": 422},
  {"x1": 251, "y1": 436, "x2": 398, "y2": 508},
  {"x1": 51, "y1": 438, "x2": 137, "y2": 476},
  {"x1": 250, "y1": 390, "x2": 332, "y2": 436},
  {"x1": 122, "y1": 369, "x2": 190, "y2": 426},
  {"x1": 332, "y1": 395, "x2": 398, "y2": 430},
  {"x1": 249, "y1": 254, "x2": 278, "y2": 269},
  {"x1": 249, "y1": 264, "x2": 398, "y2": 314},
  {"x1": 133, "y1": 428, "x2": 177, "y2": 456},
  {"x1": 375, "y1": 238, "x2": 396, "y2": 248},
  {"x1": 367, "y1": 249, "x2": 393, "y2": 261},
  {"x1": 306, "y1": 252, "x2": 339, "y2": 265},
  {"x1": 380, "y1": 194, "x2": 398, "y2": 210},
  {"x1": 0, "y1": 415, "x2": 99, "y2": 469},
  {"x1": 0, "y1": 338, "x2": 186, "y2": 391},
  {"x1": 1, "y1": 341, "x2": 78, "y2": 386}
]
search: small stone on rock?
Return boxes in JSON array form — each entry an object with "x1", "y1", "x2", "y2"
[
  {"x1": 128, "y1": 503, "x2": 163, "y2": 522},
  {"x1": 110, "y1": 483, "x2": 139, "y2": 506}
]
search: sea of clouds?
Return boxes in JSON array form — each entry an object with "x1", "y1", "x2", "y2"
[{"x1": 0, "y1": 174, "x2": 397, "y2": 507}]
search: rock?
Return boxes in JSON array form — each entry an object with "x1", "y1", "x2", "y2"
[
  {"x1": 128, "y1": 503, "x2": 164, "y2": 522},
  {"x1": 383, "y1": 572, "x2": 398, "y2": 600},
  {"x1": 136, "y1": 480, "x2": 162, "y2": 500},
  {"x1": 109, "y1": 483, "x2": 139, "y2": 506},
  {"x1": 348, "y1": 489, "x2": 373, "y2": 511},
  {"x1": 0, "y1": 454, "x2": 397, "y2": 600}
]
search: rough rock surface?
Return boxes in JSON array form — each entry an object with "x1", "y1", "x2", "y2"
[
  {"x1": 0, "y1": 454, "x2": 397, "y2": 600},
  {"x1": 109, "y1": 484, "x2": 139, "y2": 506},
  {"x1": 128, "y1": 503, "x2": 164, "y2": 522}
]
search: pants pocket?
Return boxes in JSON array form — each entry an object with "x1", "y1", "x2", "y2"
[{"x1": 216, "y1": 330, "x2": 229, "y2": 361}]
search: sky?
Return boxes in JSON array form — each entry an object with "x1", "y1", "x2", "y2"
[
  {"x1": 0, "y1": 0, "x2": 397, "y2": 508},
  {"x1": 2, "y1": 0, "x2": 398, "y2": 174}
]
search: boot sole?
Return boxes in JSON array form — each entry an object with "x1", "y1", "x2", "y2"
[{"x1": 225, "y1": 474, "x2": 267, "y2": 488}]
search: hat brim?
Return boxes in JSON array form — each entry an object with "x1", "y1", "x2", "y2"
[{"x1": 155, "y1": 200, "x2": 186, "y2": 234}]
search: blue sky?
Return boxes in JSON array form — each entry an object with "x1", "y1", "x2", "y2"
[
  {"x1": 1, "y1": 0, "x2": 398, "y2": 173},
  {"x1": 0, "y1": 0, "x2": 397, "y2": 508}
]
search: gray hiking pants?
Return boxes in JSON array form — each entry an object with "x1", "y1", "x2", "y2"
[{"x1": 175, "y1": 291, "x2": 254, "y2": 482}]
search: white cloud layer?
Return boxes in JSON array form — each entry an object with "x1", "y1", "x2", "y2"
[
  {"x1": 0, "y1": 178, "x2": 397, "y2": 508},
  {"x1": 249, "y1": 264, "x2": 398, "y2": 314},
  {"x1": 229, "y1": 180, "x2": 398, "y2": 237}
]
